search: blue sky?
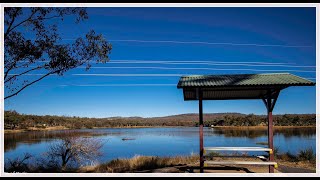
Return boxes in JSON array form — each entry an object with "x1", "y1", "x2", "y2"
[{"x1": 4, "y1": 7, "x2": 316, "y2": 117}]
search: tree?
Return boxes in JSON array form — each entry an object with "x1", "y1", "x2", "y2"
[
  {"x1": 5, "y1": 153, "x2": 33, "y2": 172},
  {"x1": 47, "y1": 132, "x2": 103, "y2": 170},
  {"x1": 4, "y1": 7, "x2": 112, "y2": 99}
]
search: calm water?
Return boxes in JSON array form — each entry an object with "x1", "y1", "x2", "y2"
[{"x1": 4, "y1": 127, "x2": 316, "y2": 165}]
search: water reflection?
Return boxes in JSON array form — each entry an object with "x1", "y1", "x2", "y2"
[
  {"x1": 211, "y1": 127, "x2": 315, "y2": 139},
  {"x1": 5, "y1": 127, "x2": 315, "y2": 153},
  {"x1": 4, "y1": 129, "x2": 108, "y2": 152}
]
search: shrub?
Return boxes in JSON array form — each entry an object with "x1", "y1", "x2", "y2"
[
  {"x1": 298, "y1": 147, "x2": 316, "y2": 164},
  {"x1": 4, "y1": 153, "x2": 32, "y2": 173}
]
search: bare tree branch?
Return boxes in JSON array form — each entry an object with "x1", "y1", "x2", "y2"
[
  {"x1": 4, "y1": 65, "x2": 44, "y2": 83},
  {"x1": 5, "y1": 9, "x2": 39, "y2": 39},
  {"x1": 47, "y1": 131, "x2": 103, "y2": 170},
  {"x1": 4, "y1": 63, "x2": 15, "y2": 81},
  {"x1": 5, "y1": 8, "x2": 21, "y2": 38},
  {"x1": 4, "y1": 70, "x2": 59, "y2": 100}
]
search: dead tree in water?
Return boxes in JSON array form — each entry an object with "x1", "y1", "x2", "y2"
[{"x1": 47, "y1": 131, "x2": 103, "y2": 170}]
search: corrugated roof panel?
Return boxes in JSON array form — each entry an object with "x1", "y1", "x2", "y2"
[
  {"x1": 178, "y1": 73, "x2": 315, "y2": 100},
  {"x1": 177, "y1": 73, "x2": 315, "y2": 88}
]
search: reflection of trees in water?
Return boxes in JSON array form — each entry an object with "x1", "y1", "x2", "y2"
[
  {"x1": 5, "y1": 131, "x2": 54, "y2": 152},
  {"x1": 211, "y1": 128, "x2": 267, "y2": 139},
  {"x1": 4, "y1": 128, "x2": 201, "y2": 152},
  {"x1": 5, "y1": 127, "x2": 316, "y2": 152},
  {"x1": 4, "y1": 130, "x2": 107, "y2": 152},
  {"x1": 210, "y1": 127, "x2": 316, "y2": 139},
  {"x1": 274, "y1": 128, "x2": 316, "y2": 138}
]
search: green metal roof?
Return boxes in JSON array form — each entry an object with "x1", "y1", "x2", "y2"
[
  {"x1": 177, "y1": 73, "x2": 315, "y2": 100},
  {"x1": 177, "y1": 73, "x2": 315, "y2": 88}
]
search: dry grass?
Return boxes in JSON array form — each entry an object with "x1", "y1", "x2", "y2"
[
  {"x1": 78, "y1": 154, "x2": 316, "y2": 173},
  {"x1": 4, "y1": 129, "x2": 26, "y2": 133},
  {"x1": 4, "y1": 126, "x2": 69, "y2": 134},
  {"x1": 79, "y1": 155, "x2": 199, "y2": 173},
  {"x1": 277, "y1": 159, "x2": 316, "y2": 171},
  {"x1": 276, "y1": 148, "x2": 316, "y2": 166},
  {"x1": 6, "y1": 153, "x2": 316, "y2": 173}
]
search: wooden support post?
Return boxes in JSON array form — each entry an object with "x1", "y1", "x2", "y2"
[
  {"x1": 198, "y1": 89, "x2": 204, "y2": 173},
  {"x1": 268, "y1": 110, "x2": 274, "y2": 173},
  {"x1": 262, "y1": 89, "x2": 279, "y2": 173}
]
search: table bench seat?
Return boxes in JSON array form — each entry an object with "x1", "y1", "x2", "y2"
[
  {"x1": 204, "y1": 160, "x2": 278, "y2": 168},
  {"x1": 204, "y1": 147, "x2": 273, "y2": 154}
]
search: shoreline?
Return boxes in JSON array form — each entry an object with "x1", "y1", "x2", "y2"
[
  {"x1": 4, "y1": 126, "x2": 70, "y2": 134},
  {"x1": 3, "y1": 125, "x2": 182, "y2": 134},
  {"x1": 4, "y1": 153, "x2": 315, "y2": 173},
  {"x1": 3, "y1": 125, "x2": 316, "y2": 134}
]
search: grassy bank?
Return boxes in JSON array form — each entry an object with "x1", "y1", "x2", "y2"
[
  {"x1": 4, "y1": 126, "x2": 70, "y2": 134},
  {"x1": 5, "y1": 149, "x2": 316, "y2": 173},
  {"x1": 73, "y1": 149, "x2": 318, "y2": 173},
  {"x1": 274, "y1": 147, "x2": 316, "y2": 170},
  {"x1": 81, "y1": 155, "x2": 199, "y2": 173}
]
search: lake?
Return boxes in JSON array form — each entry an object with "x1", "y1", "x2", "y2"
[{"x1": 4, "y1": 127, "x2": 316, "y2": 166}]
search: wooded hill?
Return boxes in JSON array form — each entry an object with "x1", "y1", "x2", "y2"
[{"x1": 4, "y1": 110, "x2": 316, "y2": 130}]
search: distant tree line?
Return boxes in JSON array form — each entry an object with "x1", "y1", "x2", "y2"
[{"x1": 4, "y1": 111, "x2": 316, "y2": 130}]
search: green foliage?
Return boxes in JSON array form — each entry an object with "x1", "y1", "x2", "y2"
[
  {"x1": 4, "y1": 111, "x2": 316, "y2": 130},
  {"x1": 298, "y1": 148, "x2": 316, "y2": 163},
  {"x1": 274, "y1": 148, "x2": 316, "y2": 165},
  {"x1": 206, "y1": 151, "x2": 221, "y2": 160},
  {"x1": 4, "y1": 7, "x2": 112, "y2": 99},
  {"x1": 4, "y1": 153, "x2": 33, "y2": 173}
]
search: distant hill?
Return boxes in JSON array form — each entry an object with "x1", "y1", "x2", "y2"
[
  {"x1": 148, "y1": 113, "x2": 246, "y2": 121},
  {"x1": 4, "y1": 110, "x2": 316, "y2": 130}
]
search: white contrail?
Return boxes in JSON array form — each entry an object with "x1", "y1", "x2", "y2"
[
  {"x1": 7, "y1": 74, "x2": 57, "y2": 76},
  {"x1": 8, "y1": 74, "x2": 316, "y2": 79},
  {"x1": 92, "y1": 61, "x2": 316, "y2": 68},
  {"x1": 7, "y1": 65, "x2": 316, "y2": 77},
  {"x1": 73, "y1": 67, "x2": 316, "y2": 73},
  {"x1": 56, "y1": 84, "x2": 177, "y2": 87},
  {"x1": 21, "y1": 59, "x2": 297, "y2": 65},
  {"x1": 37, "y1": 78, "x2": 316, "y2": 87},
  {"x1": 109, "y1": 59, "x2": 296, "y2": 64},
  {"x1": 60, "y1": 38, "x2": 313, "y2": 48},
  {"x1": 25, "y1": 60, "x2": 315, "y2": 68},
  {"x1": 72, "y1": 74, "x2": 183, "y2": 77},
  {"x1": 109, "y1": 39, "x2": 313, "y2": 48},
  {"x1": 111, "y1": 60, "x2": 296, "y2": 65}
]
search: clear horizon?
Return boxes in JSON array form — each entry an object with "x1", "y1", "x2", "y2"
[
  {"x1": 4, "y1": 109, "x2": 316, "y2": 119},
  {"x1": 4, "y1": 7, "x2": 316, "y2": 118}
]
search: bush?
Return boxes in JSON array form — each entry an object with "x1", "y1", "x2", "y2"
[
  {"x1": 206, "y1": 151, "x2": 221, "y2": 160},
  {"x1": 4, "y1": 153, "x2": 32, "y2": 173},
  {"x1": 298, "y1": 148, "x2": 316, "y2": 164}
]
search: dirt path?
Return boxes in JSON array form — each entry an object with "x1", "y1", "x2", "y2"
[
  {"x1": 136, "y1": 164, "x2": 315, "y2": 173},
  {"x1": 278, "y1": 165, "x2": 316, "y2": 173}
]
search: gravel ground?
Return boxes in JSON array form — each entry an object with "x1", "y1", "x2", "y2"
[{"x1": 277, "y1": 165, "x2": 316, "y2": 173}]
